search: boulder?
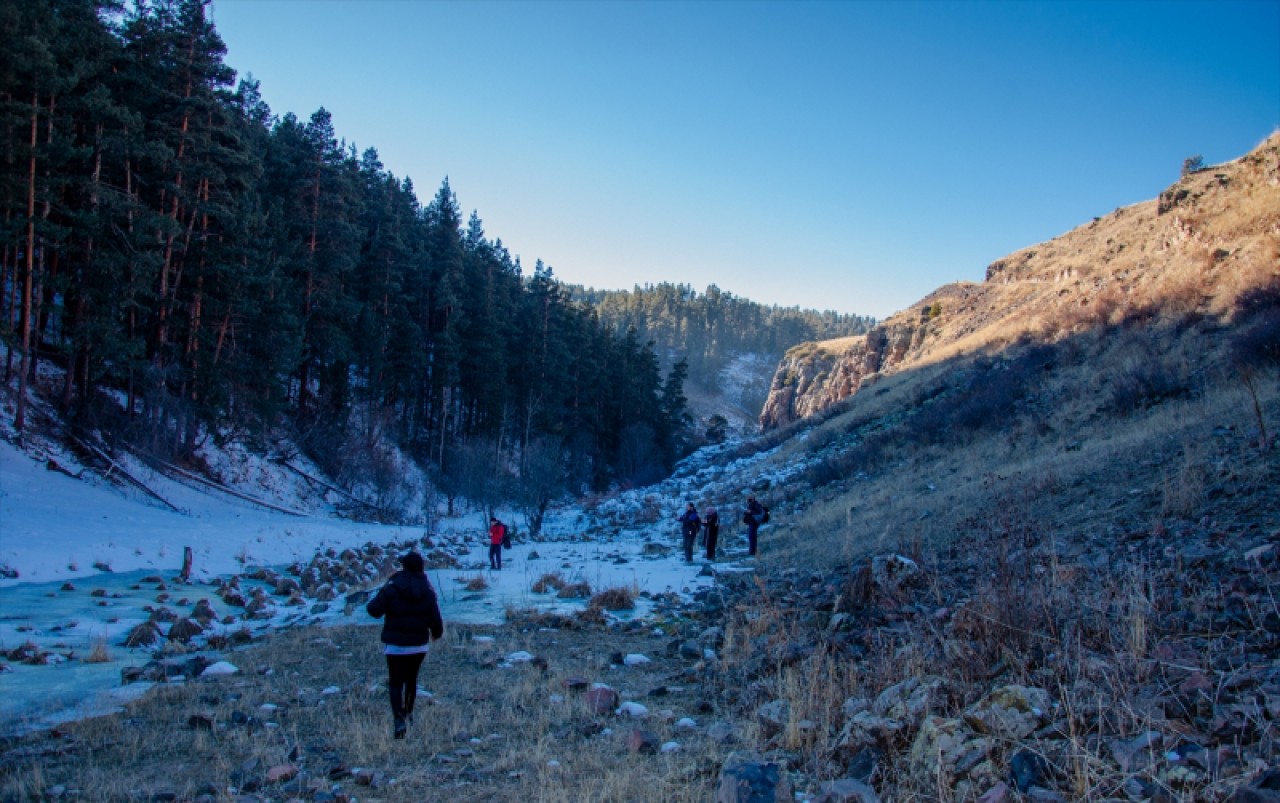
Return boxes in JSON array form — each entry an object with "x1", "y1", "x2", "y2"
[
  {"x1": 908, "y1": 716, "x2": 986, "y2": 787},
  {"x1": 626, "y1": 729, "x2": 660, "y2": 754},
  {"x1": 873, "y1": 676, "x2": 948, "y2": 724},
  {"x1": 963, "y1": 685, "x2": 1052, "y2": 740},
  {"x1": 812, "y1": 778, "x2": 880, "y2": 803},
  {"x1": 585, "y1": 685, "x2": 619, "y2": 714},
  {"x1": 755, "y1": 700, "x2": 788, "y2": 737},
  {"x1": 715, "y1": 752, "x2": 792, "y2": 803}
]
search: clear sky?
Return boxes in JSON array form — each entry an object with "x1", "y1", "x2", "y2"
[{"x1": 207, "y1": 0, "x2": 1279, "y2": 320}]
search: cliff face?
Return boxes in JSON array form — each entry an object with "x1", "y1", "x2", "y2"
[
  {"x1": 758, "y1": 322, "x2": 928, "y2": 429},
  {"x1": 760, "y1": 132, "x2": 1280, "y2": 430}
]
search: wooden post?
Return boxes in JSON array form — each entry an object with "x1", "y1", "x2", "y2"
[{"x1": 180, "y1": 546, "x2": 193, "y2": 582}]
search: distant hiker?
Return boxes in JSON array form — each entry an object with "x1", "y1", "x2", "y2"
[
  {"x1": 743, "y1": 494, "x2": 766, "y2": 557},
  {"x1": 678, "y1": 502, "x2": 701, "y2": 563},
  {"x1": 366, "y1": 551, "x2": 444, "y2": 739},
  {"x1": 488, "y1": 517, "x2": 507, "y2": 570},
  {"x1": 703, "y1": 503, "x2": 720, "y2": 561}
]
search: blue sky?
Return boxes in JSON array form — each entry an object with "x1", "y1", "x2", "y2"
[{"x1": 209, "y1": 0, "x2": 1279, "y2": 320}]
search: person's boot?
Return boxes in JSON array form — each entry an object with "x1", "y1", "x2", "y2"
[{"x1": 390, "y1": 686, "x2": 407, "y2": 738}]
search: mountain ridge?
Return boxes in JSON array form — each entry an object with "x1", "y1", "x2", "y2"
[{"x1": 761, "y1": 131, "x2": 1280, "y2": 430}]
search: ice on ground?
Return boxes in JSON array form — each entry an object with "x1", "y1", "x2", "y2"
[{"x1": 0, "y1": 431, "x2": 767, "y2": 737}]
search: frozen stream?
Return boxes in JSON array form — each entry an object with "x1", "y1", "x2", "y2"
[
  {"x1": 0, "y1": 529, "x2": 727, "y2": 736},
  {"x1": 0, "y1": 439, "x2": 740, "y2": 737}
]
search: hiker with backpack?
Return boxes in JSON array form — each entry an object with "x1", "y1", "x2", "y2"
[
  {"x1": 488, "y1": 517, "x2": 507, "y2": 570},
  {"x1": 366, "y1": 551, "x2": 444, "y2": 739},
  {"x1": 678, "y1": 502, "x2": 701, "y2": 563},
  {"x1": 702, "y1": 503, "x2": 720, "y2": 561},
  {"x1": 743, "y1": 494, "x2": 768, "y2": 557}
]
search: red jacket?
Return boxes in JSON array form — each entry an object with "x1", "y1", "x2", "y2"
[{"x1": 489, "y1": 521, "x2": 506, "y2": 545}]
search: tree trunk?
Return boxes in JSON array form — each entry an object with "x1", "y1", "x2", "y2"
[{"x1": 14, "y1": 90, "x2": 38, "y2": 433}]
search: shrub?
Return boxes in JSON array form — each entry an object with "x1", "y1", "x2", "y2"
[
  {"x1": 1108, "y1": 357, "x2": 1192, "y2": 413},
  {"x1": 1231, "y1": 307, "x2": 1280, "y2": 368},
  {"x1": 1234, "y1": 280, "x2": 1280, "y2": 318},
  {"x1": 1231, "y1": 282, "x2": 1280, "y2": 369},
  {"x1": 589, "y1": 585, "x2": 636, "y2": 611},
  {"x1": 531, "y1": 572, "x2": 567, "y2": 593},
  {"x1": 84, "y1": 636, "x2": 112, "y2": 664},
  {"x1": 556, "y1": 581, "x2": 592, "y2": 599},
  {"x1": 908, "y1": 345, "x2": 1057, "y2": 445}
]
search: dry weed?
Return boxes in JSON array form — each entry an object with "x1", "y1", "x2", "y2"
[
  {"x1": 556, "y1": 582, "x2": 592, "y2": 599},
  {"x1": 588, "y1": 585, "x2": 637, "y2": 611},
  {"x1": 531, "y1": 572, "x2": 568, "y2": 593}
]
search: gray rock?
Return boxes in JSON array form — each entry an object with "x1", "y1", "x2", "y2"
[
  {"x1": 626, "y1": 729, "x2": 660, "y2": 754},
  {"x1": 714, "y1": 752, "x2": 792, "y2": 803},
  {"x1": 976, "y1": 782, "x2": 1011, "y2": 803},
  {"x1": 812, "y1": 778, "x2": 880, "y2": 803},
  {"x1": 707, "y1": 721, "x2": 738, "y2": 744},
  {"x1": 1009, "y1": 750, "x2": 1052, "y2": 792},
  {"x1": 755, "y1": 699, "x2": 788, "y2": 736},
  {"x1": 585, "y1": 685, "x2": 619, "y2": 713},
  {"x1": 963, "y1": 685, "x2": 1051, "y2": 740}
]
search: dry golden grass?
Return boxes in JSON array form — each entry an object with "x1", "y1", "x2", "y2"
[
  {"x1": 83, "y1": 635, "x2": 111, "y2": 664},
  {"x1": 531, "y1": 571, "x2": 568, "y2": 593},
  {"x1": 556, "y1": 581, "x2": 593, "y2": 599},
  {"x1": 588, "y1": 585, "x2": 637, "y2": 611},
  {"x1": 0, "y1": 622, "x2": 728, "y2": 802},
  {"x1": 459, "y1": 573, "x2": 489, "y2": 592},
  {"x1": 767, "y1": 303, "x2": 1279, "y2": 574}
]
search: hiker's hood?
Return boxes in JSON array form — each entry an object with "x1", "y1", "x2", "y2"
[{"x1": 390, "y1": 570, "x2": 431, "y2": 601}]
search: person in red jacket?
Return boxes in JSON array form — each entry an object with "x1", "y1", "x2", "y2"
[
  {"x1": 366, "y1": 552, "x2": 444, "y2": 739},
  {"x1": 488, "y1": 517, "x2": 507, "y2": 570}
]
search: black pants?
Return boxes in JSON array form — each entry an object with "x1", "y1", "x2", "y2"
[
  {"x1": 386, "y1": 652, "x2": 426, "y2": 723},
  {"x1": 747, "y1": 523, "x2": 759, "y2": 556},
  {"x1": 489, "y1": 543, "x2": 502, "y2": 569},
  {"x1": 682, "y1": 527, "x2": 698, "y2": 562},
  {"x1": 705, "y1": 523, "x2": 719, "y2": 560}
]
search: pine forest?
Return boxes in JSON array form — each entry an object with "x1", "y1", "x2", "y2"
[{"x1": 0, "y1": 0, "x2": 868, "y2": 511}]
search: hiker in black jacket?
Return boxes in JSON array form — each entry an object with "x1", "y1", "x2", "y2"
[
  {"x1": 366, "y1": 552, "x2": 444, "y2": 739},
  {"x1": 744, "y1": 494, "x2": 765, "y2": 557},
  {"x1": 678, "y1": 502, "x2": 702, "y2": 563}
]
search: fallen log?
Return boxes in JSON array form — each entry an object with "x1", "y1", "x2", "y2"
[
  {"x1": 277, "y1": 459, "x2": 387, "y2": 513},
  {"x1": 152, "y1": 458, "x2": 307, "y2": 517},
  {"x1": 69, "y1": 435, "x2": 182, "y2": 513}
]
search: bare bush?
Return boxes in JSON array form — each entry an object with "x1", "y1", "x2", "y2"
[
  {"x1": 589, "y1": 585, "x2": 636, "y2": 611},
  {"x1": 531, "y1": 572, "x2": 568, "y2": 593},
  {"x1": 556, "y1": 581, "x2": 592, "y2": 599}
]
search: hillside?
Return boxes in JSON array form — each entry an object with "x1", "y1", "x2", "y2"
[{"x1": 761, "y1": 131, "x2": 1280, "y2": 430}]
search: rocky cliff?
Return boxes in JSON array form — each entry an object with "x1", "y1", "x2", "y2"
[{"x1": 760, "y1": 131, "x2": 1280, "y2": 430}]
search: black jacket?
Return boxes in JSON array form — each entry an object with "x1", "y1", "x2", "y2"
[{"x1": 366, "y1": 570, "x2": 445, "y2": 647}]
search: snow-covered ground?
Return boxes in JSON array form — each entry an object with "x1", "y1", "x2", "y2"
[{"x1": 0, "y1": 435, "x2": 778, "y2": 737}]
